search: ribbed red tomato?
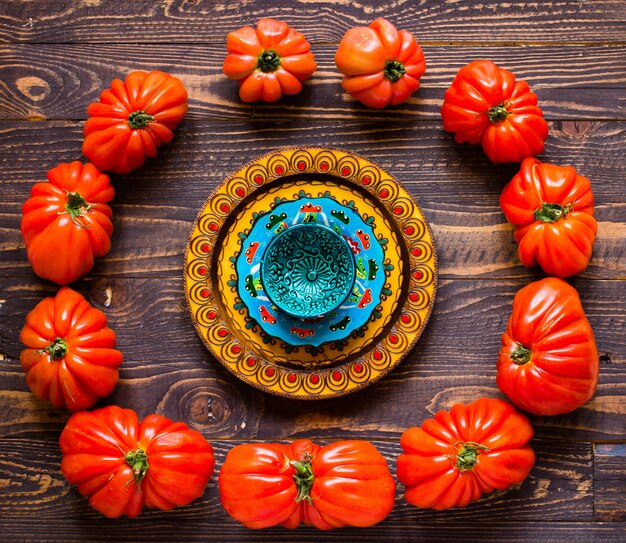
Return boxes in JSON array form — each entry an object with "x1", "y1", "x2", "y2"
[
  {"x1": 21, "y1": 161, "x2": 114, "y2": 285},
  {"x1": 83, "y1": 70, "x2": 188, "y2": 174},
  {"x1": 60, "y1": 406, "x2": 215, "y2": 518},
  {"x1": 19, "y1": 286, "x2": 123, "y2": 411},
  {"x1": 441, "y1": 60, "x2": 548, "y2": 163},
  {"x1": 219, "y1": 439, "x2": 395, "y2": 529},
  {"x1": 397, "y1": 398, "x2": 535, "y2": 510},
  {"x1": 335, "y1": 18, "x2": 426, "y2": 108},
  {"x1": 500, "y1": 157, "x2": 597, "y2": 278},
  {"x1": 497, "y1": 277, "x2": 599, "y2": 415},
  {"x1": 223, "y1": 19, "x2": 317, "y2": 102}
]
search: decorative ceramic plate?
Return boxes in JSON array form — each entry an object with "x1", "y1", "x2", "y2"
[
  {"x1": 184, "y1": 147, "x2": 437, "y2": 399},
  {"x1": 234, "y1": 195, "x2": 387, "y2": 347}
]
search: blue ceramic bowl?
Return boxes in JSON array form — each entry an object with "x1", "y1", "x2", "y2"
[{"x1": 260, "y1": 224, "x2": 356, "y2": 319}]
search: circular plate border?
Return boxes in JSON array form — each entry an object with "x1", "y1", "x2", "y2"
[{"x1": 184, "y1": 147, "x2": 438, "y2": 399}]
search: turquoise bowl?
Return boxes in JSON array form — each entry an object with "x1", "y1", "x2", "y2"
[{"x1": 260, "y1": 224, "x2": 356, "y2": 319}]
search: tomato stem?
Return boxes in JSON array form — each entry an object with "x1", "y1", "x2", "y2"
[
  {"x1": 534, "y1": 202, "x2": 573, "y2": 223},
  {"x1": 384, "y1": 60, "x2": 406, "y2": 82},
  {"x1": 124, "y1": 448, "x2": 149, "y2": 486},
  {"x1": 40, "y1": 337, "x2": 68, "y2": 359},
  {"x1": 487, "y1": 103, "x2": 510, "y2": 124},
  {"x1": 127, "y1": 110, "x2": 155, "y2": 129},
  {"x1": 290, "y1": 455, "x2": 315, "y2": 503},
  {"x1": 64, "y1": 191, "x2": 92, "y2": 229},
  {"x1": 451, "y1": 441, "x2": 490, "y2": 472},
  {"x1": 511, "y1": 343, "x2": 532, "y2": 365},
  {"x1": 258, "y1": 50, "x2": 281, "y2": 73}
]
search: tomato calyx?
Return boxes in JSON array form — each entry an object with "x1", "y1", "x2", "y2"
[
  {"x1": 40, "y1": 337, "x2": 68, "y2": 359},
  {"x1": 258, "y1": 50, "x2": 281, "y2": 73},
  {"x1": 127, "y1": 110, "x2": 155, "y2": 129},
  {"x1": 534, "y1": 202, "x2": 574, "y2": 223},
  {"x1": 64, "y1": 191, "x2": 92, "y2": 229},
  {"x1": 124, "y1": 448, "x2": 149, "y2": 486},
  {"x1": 384, "y1": 60, "x2": 406, "y2": 82},
  {"x1": 487, "y1": 103, "x2": 510, "y2": 124},
  {"x1": 290, "y1": 454, "x2": 315, "y2": 503},
  {"x1": 511, "y1": 342, "x2": 533, "y2": 365},
  {"x1": 451, "y1": 441, "x2": 490, "y2": 472}
]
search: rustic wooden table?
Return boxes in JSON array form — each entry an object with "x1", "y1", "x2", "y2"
[{"x1": 0, "y1": 1, "x2": 624, "y2": 542}]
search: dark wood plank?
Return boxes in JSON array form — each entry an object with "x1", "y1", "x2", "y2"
[
  {"x1": 1, "y1": 0, "x2": 625, "y2": 44},
  {"x1": 0, "y1": 120, "x2": 624, "y2": 280},
  {"x1": 2, "y1": 120, "x2": 623, "y2": 203},
  {"x1": 1, "y1": 278, "x2": 623, "y2": 441},
  {"x1": 594, "y1": 443, "x2": 626, "y2": 521},
  {"x1": 0, "y1": 435, "x2": 592, "y2": 525},
  {"x1": 2, "y1": 44, "x2": 626, "y2": 121},
  {"x1": 2, "y1": 521, "x2": 624, "y2": 543}
]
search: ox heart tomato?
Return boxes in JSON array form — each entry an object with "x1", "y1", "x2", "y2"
[
  {"x1": 500, "y1": 157, "x2": 597, "y2": 278},
  {"x1": 223, "y1": 19, "x2": 317, "y2": 103},
  {"x1": 60, "y1": 405, "x2": 215, "y2": 518},
  {"x1": 397, "y1": 398, "x2": 535, "y2": 510},
  {"x1": 497, "y1": 277, "x2": 599, "y2": 415},
  {"x1": 335, "y1": 18, "x2": 426, "y2": 108},
  {"x1": 441, "y1": 60, "x2": 548, "y2": 163},
  {"x1": 20, "y1": 286, "x2": 123, "y2": 411},
  {"x1": 219, "y1": 439, "x2": 395, "y2": 529},
  {"x1": 83, "y1": 70, "x2": 188, "y2": 174},
  {"x1": 21, "y1": 161, "x2": 114, "y2": 285}
]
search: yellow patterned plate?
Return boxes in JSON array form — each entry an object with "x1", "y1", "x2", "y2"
[{"x1": 184, "y1": 147, "x2": 437, "y2": 399}]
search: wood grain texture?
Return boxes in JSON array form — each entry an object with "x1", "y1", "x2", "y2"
[
  {"x1": 1, "y1": 277, "x2": 623, "y2": 441},
  {"x1": 1, "y1": 0, "x2": 625, "y2": 45},
  {"x1": 0, "y1": 521, "x2": 624, "y2": 543},
  {"x1": 1, "y1": 44, "x2": 625, "y2": 121},
  {"x1": 593, "y1": 444, "x2": 626, "y2": 521},
  {"x1": 0, "y1": 120, "x2": 624, "y2": 280}
]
